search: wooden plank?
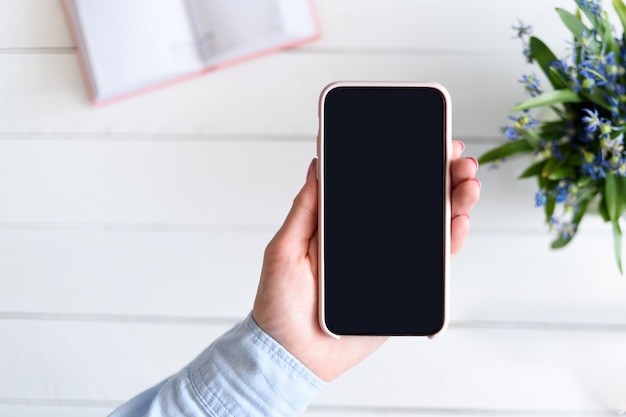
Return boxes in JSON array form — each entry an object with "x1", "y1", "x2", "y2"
[
  {"x1": 0, "y1": 52, "x2": 532, "y2": 137},
  {"x1": 0, "y1": 139, "x2": 314, "y2": 225},
  {"x1": 0, "y1": 320, "x2": 230, "y2": 403},
  {"x1": 306, "y1": 411, "x2": 589, "y2": 417},
  {"x1": 313, "y1": 0, "x2": 575, "y2": 53},
  {"x1": 0, "y1": 229, "x2": 268, "y2": 318},
  {"x1": 2, "y1": 228, "x2": 625, "y2": 324},
  {"x1": 324, "y1": 328, "x2": 626, "y2": 413},
  {"x1": 0, "y1": 0, "x2": 72, "y2": 49},
  {"x1": 0, "y1": 0, "x2": 577, "y2": 54},
  {"x1": 0, "y1": 405, "x2": 110, "y2": 417},
  {"x1": 451, "y1": 233, "x2": 626, "y2": 325},
  {"x1": 1, "y1": 320, "x2": 625, "y2": 413},
  {"x1": 2, "y1": 228, "x2": 626, "y2": 325}
]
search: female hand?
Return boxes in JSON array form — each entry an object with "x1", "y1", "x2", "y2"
[{"x1": 253, "y1": 140, "x2": 481, "y2": 381}]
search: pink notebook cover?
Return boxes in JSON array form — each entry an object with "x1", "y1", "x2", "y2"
[{"x1": 60, "y1": 0, "x2": 321, "y2": 107}]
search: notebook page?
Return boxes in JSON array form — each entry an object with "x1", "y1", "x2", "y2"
[
  {"x1": 277, "y1": 0, "x2": 318, "y2": 38},
  {"x1": 185, "y1": 0, "x2": 284, "y2": 61},
  {"x1": 74, "y1": 0, "x2": 204, "y2": 100}
]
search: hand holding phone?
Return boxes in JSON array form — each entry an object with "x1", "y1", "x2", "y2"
[
  {"x1": 252, "y1": 84, "x2": 479, "y2": 380},
  {"x1": 254, "y1": 141, "x2": 478, "y2": 380}
]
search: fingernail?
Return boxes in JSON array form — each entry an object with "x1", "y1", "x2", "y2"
[
  {"x1": 471, "y1": 177, "x2": 482, "y2": 189},
  {"x1": 466, "y1": 156, "x2": 479, "y2": 171},
  {"x1": 306, "y1": 158, "x2": 317, "y2": 180},
  {"x1": 458, "y1": 140, "x2": 466, "y2": 152}
]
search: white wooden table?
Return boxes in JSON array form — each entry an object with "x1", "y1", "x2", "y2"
[{"x1": 2, "y1": 1, "x2": 626, "y2": 415}]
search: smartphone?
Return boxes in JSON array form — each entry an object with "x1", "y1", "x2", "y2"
[{"x1": 317, "y1": 81, "x2": 451, "y2": 337}]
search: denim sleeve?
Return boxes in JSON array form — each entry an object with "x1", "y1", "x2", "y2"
[{"x1": 108, "y1": 313, "x2": 327, "y2": 417}]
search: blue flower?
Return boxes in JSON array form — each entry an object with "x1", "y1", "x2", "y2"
[
  {"x1": 579, "y1": 51, "x2": 612, "y2": 85},
  {"x1": 555, "y1": 185, "x2": 569, "y2": 203},
  {"x1": 559, "y1": 223, "x2": 576, "y2": 240},
  {"x1": 599, "y1": 52, "x2": 620, "y2": 83},
  {"x1": 548, "y1": 215, "x2": 560, "y2": 228},
  {"x1": 551, "y1": 141, "x2": 565, "y2": 160},
  {"x1": 600, "y1": 133, "x2": 625, "y2": 162},
  {"x1": 605, "y1": 94, "x2": 621, "y2": 119},
  {"x1": 578, "y1": 131, "x2": 596, "y2": 143},
  {"x1": 535, "y1": 189, "x2": 547, "y2": 207},
  {"x1": 519, "y1": 74, "x2": 542, "y2": 97},
  {"x1": 576, "y1": 0, "x2": 603, "y2": 18},
  {"x1": 512, "y1": 20, "x2": 533, "y2": 39},
  {"x1": 512, "y1": 19, "x2": 533, "y2": 61},
  {"x1": 509, "y1": 112, "x2": 539, "y2": 130},
  {"x1": 598, "y1": 119, "x2": 621, "y2": 139},
  {"x1": 503, "y1": 126, "x2": 521, "y2": 140},
  {"x1": 582, "y1": 161, "x2": 606, "y2": 179},
  {"x1": 577, "y1": 64, "x2": 607, "y2": 91},
  {"x1": 575, "y1": 28, "x2": 598, "y2": 52},
  {"x1": 550, "y1": 59, "x2": 570, "y2": 76},
  {"x1": 581, "y1": 108, "x2": 602, "y2": 133}
]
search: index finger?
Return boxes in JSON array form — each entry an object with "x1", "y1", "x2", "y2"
[{"x1": 452, "y1": 140, "x2": 465, "y2": 159}]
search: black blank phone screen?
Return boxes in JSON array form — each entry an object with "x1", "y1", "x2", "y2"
[{"x1": 322, "y1": 85, "x2": 447, "y2": 336}]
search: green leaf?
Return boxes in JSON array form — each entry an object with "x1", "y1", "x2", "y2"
[
  {"x1": 579, "y1": 71, "x2": 615, "y2": 110},
  {"x1": 550, "y1": 199, "x2": 590, "y2": 250},
  {"x1": 615, "y1": 176, "x2": 626, "y2": 205},
  {"x1": 612, "y1": 220, "x2": 623, "y2": 274},
  {"x1": 599, "y1": 193, "x2": 611, "y2": 221},
  {"x1": 581, "y1": 89, "x2": 614, "y2": 112},
  {"x1": 545, "y1": 194, "x2": 557, "y2": 223},
  {"x1": 547, "y1": 68, "x2": 570, "y2": 92},
  {"x1": 555, "y1": 7, "x2": 588, "y2": 39},
  {"x1": 578, "y1": 67, "x2": 607, "y2": 82},
  {"x1": 518, "y1": 159, "x2": 547, "y2": 179},
  {"x1": 512, "y1": 89, "x2": 582, "y2": 111},
  {"x1": 615, "y1": 175, "x2": 626, "y2": 218},
  {"x1": 547, "y1": 165, "x2": 576, "y2": 180},
  {"x1": 540, "y1": 120, "x2": 566, "y2": 137},
  {"x1": 605, "y1": 174, "x2": 618, "y2": 220},
  {"x1": 551, "y1": 234, "x2": 573, "y2": 249},
  {"x1": 540, "y1": 159, "x2": 576, "y2": 180},
  {"x1": 579, "y1": 3, "x2": 604, "y2": 31},
  {"x1": 613, "y1": 0, "x2": 626, "y2": 31},
  {"x1": 603, "y1": 13, "x2": 620, "y2": 57},
  {"x1": 528, "y1": 37, "x2": 568, "y2": 89},
  {"x1": 564, "y1": 154, "x2": 584, "y2": 167},
  {"x1": 549, "y1": 197, "x2": 591, "y2": 252},
  {"x1": 541, "y1": 159, "x2": 559, "y2": 178},
  {"x1": 577, "y1": 176, "x2": 593, "y2": 187},
  {"x1": 477, "y1": 140, "x2": 533, "y2": 164},
  {"x1": 538, "y1": 173, "x2": 559, "y2": 190},
  {"x1": 604, "y1": 173, "x2": 626, "y2": 220},
  {"x1": 572, "y1": 197, "x2": 591, "y2": 225},
  {"x1": 519, "y1": 128, "x2": 542, "y2": 149}
]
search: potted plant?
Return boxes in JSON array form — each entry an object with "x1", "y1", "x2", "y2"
[{"x1": 479, "y1": 0, "x2": 626, "y2": 273}]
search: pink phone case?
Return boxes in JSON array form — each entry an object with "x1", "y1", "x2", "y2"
[{"x1": 316, "y1": 81, "x2": 452, "y2": 339}]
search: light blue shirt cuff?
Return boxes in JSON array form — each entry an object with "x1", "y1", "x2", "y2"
[{"x1": 109, "y1": 313, "x2": 327, "y2": 417}]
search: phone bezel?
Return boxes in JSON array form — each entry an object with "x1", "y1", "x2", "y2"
[{"x1": 316, "y1": 81, "x2": 452, "y2": 338}]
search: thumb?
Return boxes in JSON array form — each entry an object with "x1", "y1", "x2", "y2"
[{"x1": 272, "y1": 158, "x2": 318, "y2": 250}]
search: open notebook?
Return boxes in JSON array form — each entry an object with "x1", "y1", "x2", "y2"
[{"x1": 61, "y1": 0, "x2": 320, "y2": 104}]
